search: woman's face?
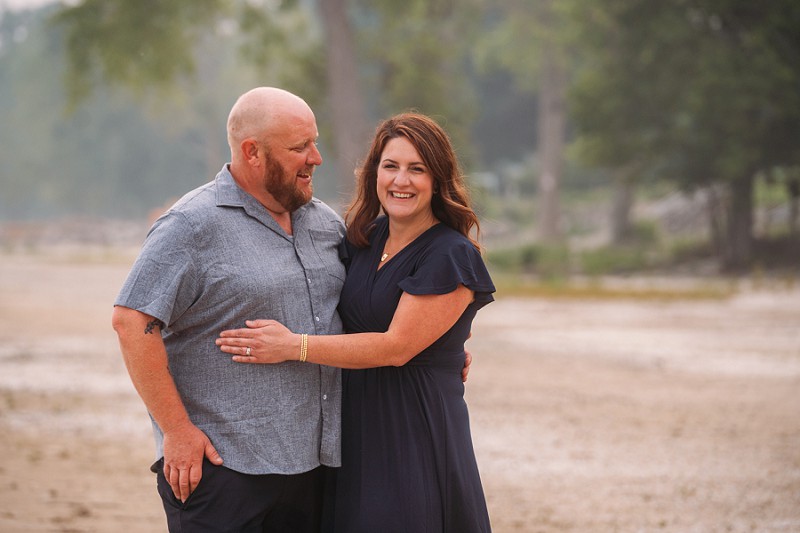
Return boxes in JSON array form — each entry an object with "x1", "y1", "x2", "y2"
[{"x1": 376, "y1": 137, "x2": 435, "y2": 225}]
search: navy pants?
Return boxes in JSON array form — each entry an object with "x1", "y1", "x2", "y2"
[{"x1": 154, "y1": 458, "x2": 329, "y2": 532}]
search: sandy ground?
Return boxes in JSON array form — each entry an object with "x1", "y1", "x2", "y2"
[{"x1": 0, "y1": 251, "x2": 798, "y2": 532}]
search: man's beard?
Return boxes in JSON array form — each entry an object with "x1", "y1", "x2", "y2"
[{"x1": 265, "y1": 157, "x2": 313, "y2": 212}]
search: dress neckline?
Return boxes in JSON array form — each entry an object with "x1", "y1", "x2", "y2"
[{"x1": 374, "y1": 218, "x2": 441, "y2": 271}]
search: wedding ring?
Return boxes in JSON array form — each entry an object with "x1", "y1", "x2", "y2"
[{"x1": 246, "y1": 346, "x2": 251, "y2": 356}]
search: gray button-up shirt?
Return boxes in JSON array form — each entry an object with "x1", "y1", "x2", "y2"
[{"x1": 115, "y1": 165, "x2": 343, "y2": 475}]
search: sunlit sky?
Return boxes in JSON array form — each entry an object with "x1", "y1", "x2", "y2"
[{"x1": 0, "y1": 0, "x2": 59, "y2": 11}]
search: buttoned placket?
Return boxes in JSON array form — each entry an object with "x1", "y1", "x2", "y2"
[{"x1": 296, "y1": 243, "x2": 331, "y2": 405}]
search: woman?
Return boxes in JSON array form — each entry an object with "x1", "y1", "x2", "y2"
[{"x1": 218, "y1": 113, "x2": 494, "y2": 532}]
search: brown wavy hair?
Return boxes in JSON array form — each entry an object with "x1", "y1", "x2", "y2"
[{"x1": 344, "y1": 112, "x2": 481, "y2": 250}]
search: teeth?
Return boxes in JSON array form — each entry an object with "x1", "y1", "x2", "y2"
[{"x1": 392, "y1": 192, "x2": 413, "y2": 198}]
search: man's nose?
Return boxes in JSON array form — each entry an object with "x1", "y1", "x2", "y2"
[{"x1": 308, "y1": 143, "x2": 323, "y2": 166}]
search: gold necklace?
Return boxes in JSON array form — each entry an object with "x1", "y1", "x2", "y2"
[
  {"x1": 380, "y1": 238, "x2": 402, "y2": 262},
  {"x1": 380, "y1": 220, "x2": 438, "y2": 263}
]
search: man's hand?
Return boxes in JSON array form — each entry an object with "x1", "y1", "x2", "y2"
[
  {"x1": 112, "y1": 306, "x2": 224, "y2": 502},
  {"x1": 162, "y1": 422, "x2": 223, "y2": 502},
  {"x1": 462, "y1": 349, "x2": 473, "y2": 383}
]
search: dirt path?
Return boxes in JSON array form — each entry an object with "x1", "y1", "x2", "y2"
[{"x1": 1, "y1": 252, "x2": 798, "y2": 532}]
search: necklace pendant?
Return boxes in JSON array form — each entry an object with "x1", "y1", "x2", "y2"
[{"x1": 380, "y1": 252, "x2": 389, "y2": 262}]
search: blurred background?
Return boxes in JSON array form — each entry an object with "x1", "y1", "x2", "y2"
[
  {"x1": 1, "y1": 2, "x2": 799, "y2": 531},
  {"x1": 1, "y1": 0, "x2": 797, "y2": 283}
]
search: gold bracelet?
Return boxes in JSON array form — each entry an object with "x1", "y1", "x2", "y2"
[{"x1": 300, "y1": 333, "x2": 308, "y2": 362}]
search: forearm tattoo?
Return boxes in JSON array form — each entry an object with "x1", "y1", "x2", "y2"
[{"x1": 144, "y1": 319, "x2": 164, "y2": 334}]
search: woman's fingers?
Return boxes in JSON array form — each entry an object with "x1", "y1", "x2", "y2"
[
  {"x1": 220, "y1": 319, "x2": 278, "y2": 337},
  {"x1": 245, "y1": 319, "x2": 275, "y2": 328},
  {"x1": 231, "y1": 355, "x2": 258, "y2": 363},
  {"x1": 216, "y1": 321, "x2": 285, "y2": 365},
  {"x1": 219, "y1": 328, "x2": 250, "y2": 338},
  {"x1": 216, "y1": 340, "x2": 250, "y2": 351}
]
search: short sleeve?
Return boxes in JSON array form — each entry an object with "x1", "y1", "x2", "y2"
[
  {"x1": 398, "y1": 238, "x2": 495, "y2": 308},
  {"x1": 339, "y1": 236, "x2": 355, "y2": 273},
  {"x1": 114, "y1": 211, "x2": 200, "y2": 327}
]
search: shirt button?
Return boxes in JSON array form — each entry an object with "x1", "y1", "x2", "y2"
[
  {"x1": 322, "y1": 394, "x2": 328, "y2": 400},
  {"x1": 315, "y1": 316, "x2": 320, "y2": 322},
  {"x1": 307, "y1": 278, "x2": 312, "y2": 283}
]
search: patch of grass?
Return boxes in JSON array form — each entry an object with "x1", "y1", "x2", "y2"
[
  {"x1": 491, "y1": 273, "x2": 735, "y2": 301},
  {"x1": 579, "y1": 246, "x2": 651, "y2": 276},
  {"x1": 666, "y1": 238, "x2": 716, "y2": 264},
  {"x1": 486, "y1": 243, "x2": 570, "y2": 282}
]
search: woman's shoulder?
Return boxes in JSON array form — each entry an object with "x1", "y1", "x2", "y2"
[{"x1": 428, "y1": 223, "x2": 479, "y2": 253}]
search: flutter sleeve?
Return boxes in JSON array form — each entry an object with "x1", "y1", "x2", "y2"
[
  {"x1": 338, "y1": 235, "x2": 353, "y2": 272},
  {"x1": 398, "y1": 236, "x2": 496, "y2": 309}
]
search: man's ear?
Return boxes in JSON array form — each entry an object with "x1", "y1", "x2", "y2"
[{"x1": 241, "y1": 139, "x2": 260, "y2": 166}]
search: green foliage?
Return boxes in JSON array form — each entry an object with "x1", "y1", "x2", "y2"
[
  {"x1": 576, "y1": 220, "x2": 659, "y2": 275},
  {"x1": 566, "y1": 0, "x2": 800, "y2": 268},
  {"x1": 352, "y1": 0, "x2": 484, "y2": 163},
  {"x1": 492, "y1": 274, "x2": 734, "y2": 301},
  {"x1": 237, "y1": 1, "x2": 326, "y2": 109},
  {"x1": 666, "y1": 237, "x2": 717, "y2": 265},
  {"x1": 629, "y1": 219, "x2": 659, "y2": 245},
  {"x1": 569, "y1": 0, "x2": 800, "y2": 187},
  {"x1": 486, "y1": 242, "x2": 570, "y2": 281},
  {"x1": 579, "y1": 246, "x2": 649, "y2": 276},
  {"x1": 52, "y1": 0, "x2": 229, "y2": 108},
  {"x1": 3, "y1": 0, "x2": 797, "y2": 275},
  {"x1": 486, "y1": 244, "x2": 539, "y2": 272},
  {"x1": 0, "y1": 7, "x2": 257, "y2": 219},
  {"x1": 474, "y1": 0, "x2": 575, "y2": 92}
]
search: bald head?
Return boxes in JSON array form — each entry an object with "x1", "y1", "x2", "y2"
[
  {"x1": 226, "y1": 87, "x2": 314, "y2": 158},
  {"x1": 225, "y1": 87, "x2": 322, "y2": 215}
]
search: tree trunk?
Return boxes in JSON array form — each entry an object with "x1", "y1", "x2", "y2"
[
  {"x1": 536, "y1": 46, "x2": 567, "y2": 243},
  {"x1": 705, "y1": 184, "x2": 727, "y2": 259},
  {"x1": 610, "y1": 178, "x2": 634, "y2": 244},
  {"x1": 319, "y1": 0, "x2": 371, "y2": 208},
  {"x1": 721, "y1": 175, "x2": 755, "y2": 272},
  {"x1": 788, "y1": 177, "x2": 799, "y2": 239}
]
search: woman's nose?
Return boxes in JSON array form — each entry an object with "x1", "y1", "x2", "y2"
[{"x1": 394, "y1": 169, "x2": 411, "y2": 185}]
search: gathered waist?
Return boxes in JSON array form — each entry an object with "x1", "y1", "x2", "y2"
[{"x1": 402, "y1": 347, "x2": 466, "y2": 371}]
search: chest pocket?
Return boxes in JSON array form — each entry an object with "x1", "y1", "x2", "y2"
[{"x1": 309, "y1": 229, "x2": 346, "y2": 282}]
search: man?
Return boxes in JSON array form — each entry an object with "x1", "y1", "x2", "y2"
[{"x1": 112, "y1": 87, "x2": 344, "y2": 531}]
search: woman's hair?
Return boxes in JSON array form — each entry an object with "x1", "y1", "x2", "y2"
[{"x1": 344, "y1": 112, "x2": 481, "y2": 250}]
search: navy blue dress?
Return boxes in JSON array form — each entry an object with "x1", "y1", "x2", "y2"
[{"x1": 330, "y1": 217, "x2": 495, "y2": 532}]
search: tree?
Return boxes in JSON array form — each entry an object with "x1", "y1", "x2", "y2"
[
  {"x1": 569, "y1": 0, "x2": 800, "y2": 270},
  {"x1": 475, "y1": 0, "x2": 574, "y2": 243},
  {"x1": 54, "y1": 0, "x2": 227, "y2": 108},
  {"x1": 51, "y1": 0, "x2": 368, "y2": 199},
  {"x1": 353, "y1": 0, "x2": 483, "y2": 164},
  {"x1": 318, "y1": 0, "x2": 371, "y2": 204}
]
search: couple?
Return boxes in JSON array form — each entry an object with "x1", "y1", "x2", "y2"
[{"x1": 113, "y1": 87, "x2": 494, "y2": 532}]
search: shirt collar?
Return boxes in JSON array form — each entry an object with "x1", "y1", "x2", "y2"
[
  {"x1": 213, "y1": 163, "x2": 311, "y2": 235},
  {"x1": 215, "y1": 164, "x2": 247, "y2": 207}
]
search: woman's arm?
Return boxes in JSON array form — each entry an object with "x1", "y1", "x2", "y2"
[{"x1": 217, "y1": 284, "x2": 474, "y2": 368}]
